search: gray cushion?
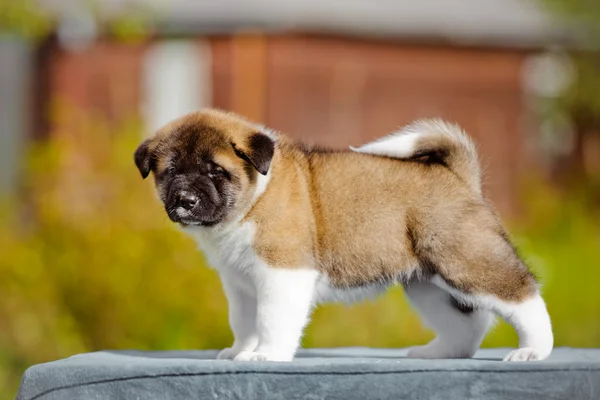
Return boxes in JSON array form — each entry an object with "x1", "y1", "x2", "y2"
[{"x1": 17, "y1": 348, "x2": 600, "y2": 400}]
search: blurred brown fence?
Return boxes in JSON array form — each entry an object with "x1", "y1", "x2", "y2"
[{"x1": 36, "y1": 33, "x2": 545, "y2": 217}]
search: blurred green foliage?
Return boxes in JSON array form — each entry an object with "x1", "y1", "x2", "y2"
[
  {"x1": 0, "y1": 0, "x2": 52, "y2": 40},
  {"x1": 1, "y1": 115, "x2": 599, "y2": 398},
  {"x1": 542, "y1": 0, "x2": 600, "y2": 42},
  {"x1": 539, "y1": 0, "x2": 600, "y2": 122},
  {"x1": 0, "y1": 0, "x2": 150, "y2": 42}
]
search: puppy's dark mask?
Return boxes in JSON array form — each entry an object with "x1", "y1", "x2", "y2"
[{"x1": 134, "y1": 123, "x2": 275, "y2": 227}]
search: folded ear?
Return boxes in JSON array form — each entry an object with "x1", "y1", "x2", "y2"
[
  {"x1": 134, "y1": 139, "x2": 154, "y2": 179},
  {"x1": 232, "y1": 132, "x2": 275, "y2": 175}
]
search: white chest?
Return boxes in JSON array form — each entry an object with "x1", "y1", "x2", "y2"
[{"x1": 185, "y1": 222, "x2": 257, "y2": 273}]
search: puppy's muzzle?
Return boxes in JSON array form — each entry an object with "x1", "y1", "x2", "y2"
[{"x1": 177, "y1": 192, "x2": 199, "y2": 211}]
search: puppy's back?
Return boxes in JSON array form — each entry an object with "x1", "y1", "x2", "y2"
[{"x1": 305, "y1": 150, "x2": 484, "y2": 287}]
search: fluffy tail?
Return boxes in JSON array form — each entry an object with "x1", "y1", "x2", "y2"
[{"x1": 350, "y1": 119, "x2": 482, "y2": 195}]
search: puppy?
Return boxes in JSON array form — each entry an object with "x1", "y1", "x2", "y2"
[{"x1": 134, "y1": 109, "x2": 553, "y2": 362}]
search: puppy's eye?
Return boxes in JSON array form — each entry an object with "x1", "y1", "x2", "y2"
[
  {"x1": 208, "y1": 165, "x2": 230, "y2": 180},
  {"x1": 165, "y1": 165, "x2": 176, "y2": 175}
]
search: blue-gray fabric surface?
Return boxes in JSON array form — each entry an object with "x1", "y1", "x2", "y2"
[{"x1": 16, "y1": 347, "x2": 600, "y2": 400}]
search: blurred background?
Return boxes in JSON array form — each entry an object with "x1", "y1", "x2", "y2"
[{"x1": 1, "y1": 0, "x2": 599, "y2": 396}]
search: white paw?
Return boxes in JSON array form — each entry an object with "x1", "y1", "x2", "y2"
[
  {"x1": 406, "y1": 340, "x2": 474, "y2": 359},
  {"x1": 503, "y1": 347, "x2": 547, "y2": 362},
  {"x1": 233, "y1": 351, "x2": 292, "y2": 362},
  {"x1": 233, "y1": 351, "x2": 271, "y2": 362},
  {"x1": 216, "y1": 347, "x2": 239, "y2": 360},
  {"x1": 407, "y1": 344, "x2": 439, "y2": 359}
]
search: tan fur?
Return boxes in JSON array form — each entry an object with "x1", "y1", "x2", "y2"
[{"x1": 143, "y1": 109, "x2": 537, "y2": 302}]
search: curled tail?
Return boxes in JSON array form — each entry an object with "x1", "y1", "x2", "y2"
[{"x1": 350, "y1": 119, "x2": 482, "y2": 195}]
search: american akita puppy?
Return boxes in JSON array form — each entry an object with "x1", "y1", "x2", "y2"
[{"x1": 134, "y1": 109, "x2": 553, "y2": 362}]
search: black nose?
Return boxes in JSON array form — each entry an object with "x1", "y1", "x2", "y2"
[{"x1": 178, "y1": 193, "x2": 199, "y2": 210}]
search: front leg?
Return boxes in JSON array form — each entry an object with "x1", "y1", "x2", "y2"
[
  {"x1": 234, "y1": 268, "x2": 317, "y2": 362},
  {"x1": 217, "y1": 274, "x2": 259, "y2": 360}
]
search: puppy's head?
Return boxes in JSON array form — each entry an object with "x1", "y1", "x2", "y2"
[{"x1": 134, "y1": 109, "x2": 275, "y2": 227}]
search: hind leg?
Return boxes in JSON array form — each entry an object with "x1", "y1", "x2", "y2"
[
  {"x1": 431, "y1": 276, "x2": 553, "y2": 361},
  {"x1": 405, "y1": 281, "x2": 494, "y2": 359},
  {"x1": 409, "y1": 220, "x2": 553, "y2": 360},
  {"x1": 498, "y1": 293, "x2": 553, "y2": 361}
]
